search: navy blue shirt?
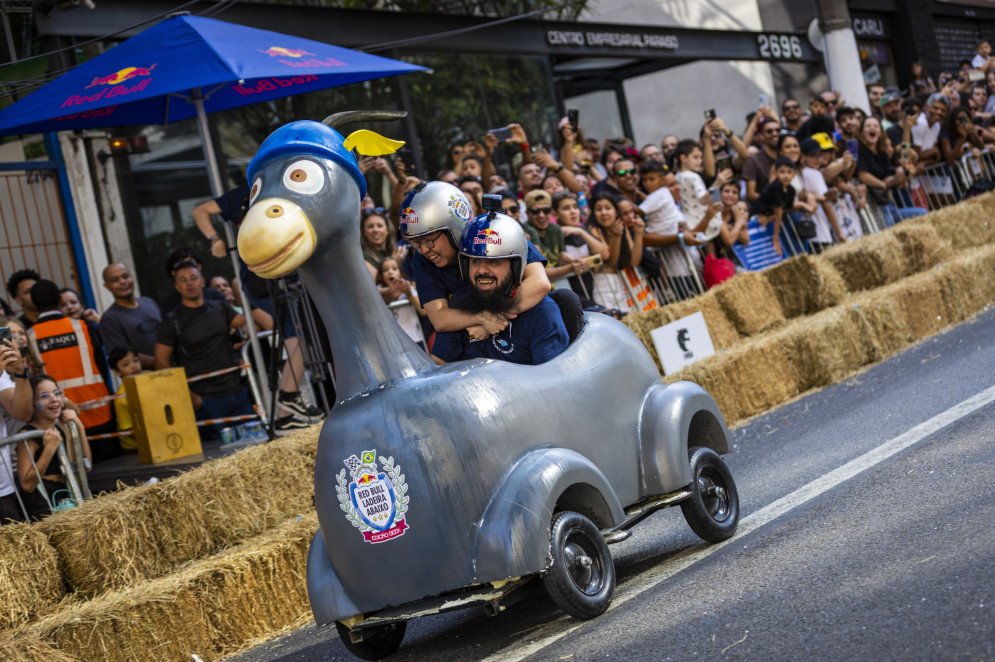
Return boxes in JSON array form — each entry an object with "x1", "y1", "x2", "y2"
[
  {"x1": 432, "y1": 292, "x2": 569, "y2": 365},
  {"x1": 412, "y1": 241, "x2": 547, "y2": 306}
]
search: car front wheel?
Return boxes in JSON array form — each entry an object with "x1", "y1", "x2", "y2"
[
  {"x1": 542, "y1": 510, "x2": 615, "y2": 619},
  {"x1": 680, "y1": 446, "x2": 739, "y2": 543}
]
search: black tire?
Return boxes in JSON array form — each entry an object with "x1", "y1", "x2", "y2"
[
  {"x1": 680, "y1": 446, "x2": 740, "y2": 543},
  {"x1": 542, "y1": 510, "x2": 615, "y2": 619},
  {"x1": 336, "y1": 621, "x2": 406, "y2": 660}
]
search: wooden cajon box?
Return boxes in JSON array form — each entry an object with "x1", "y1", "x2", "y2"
[{"x1": 124, "y1": 367, "x2": 202, "y2": 464}]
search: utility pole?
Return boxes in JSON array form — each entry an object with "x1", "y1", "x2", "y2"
[{"x1": 815, "y1": 0, "x2": 869, "y2": 115}]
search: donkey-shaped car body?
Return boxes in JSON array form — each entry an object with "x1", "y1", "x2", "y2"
[{"x1": 238, "y1": 115, "x2": 739, "y2": 659}]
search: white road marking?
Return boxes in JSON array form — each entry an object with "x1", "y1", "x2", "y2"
[{"x1": 482, "y1": 383, "x2": 995, "y2": 662}]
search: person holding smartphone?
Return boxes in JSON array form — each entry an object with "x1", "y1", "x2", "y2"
[{"x1": 0, "y1": 329, "x2": 35, "y2": 523}]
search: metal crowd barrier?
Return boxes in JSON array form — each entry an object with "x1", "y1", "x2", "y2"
[{"x1": 0, "y1": 420, "x2": 89, "y2": 522}]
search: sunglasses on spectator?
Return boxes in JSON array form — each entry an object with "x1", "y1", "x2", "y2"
[
  {"x1": 783, "y1": 104, "x2": 801, "y2": 110},
  {"x1": 407, "y1": 231, "x2": 444, "y2": 250},
  {"x1": 764, "y1": 127, "x2": 781, "y2": 134},
  {"x1": 36, "y1": 390, "x2": 64, "y2": 401},
  {"x1": 528, "y1": 206, "x2": 552, "y2": 215},
  {"x1": 615, "y1": 168, "x2": 636, "y2": 177},
  {"x1": 504, "y1": 205, "x2": 520, "y2": 215}
]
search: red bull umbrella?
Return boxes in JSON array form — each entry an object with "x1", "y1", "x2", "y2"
[
  {"x1": 0, "y1": 13, "x2": 427, "y2": 136},
  {"x1": 0, "y1": 13, "x2": 428, "y2": 421}
]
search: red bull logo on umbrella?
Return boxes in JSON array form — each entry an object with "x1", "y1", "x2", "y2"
[
  {"x1": 258, "y1": 44, "x2": 347, "y2": 68},
  {"x1": 62, "y1": 64, "x2": 156, "y2": 109},
  {"x1": 474, "y1": 228, "x2": 502, "y2": 245}
]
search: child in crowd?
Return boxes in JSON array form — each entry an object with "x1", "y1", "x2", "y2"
[
  {"x1": 828, "y1": 173, "x2": 864, "y2": 243},
  {"x1": 377, "y1": 257, "x2": 427, "y2": 351},
  {"x1": 108, "y1": 346, "x2": 142, "y2": 452},
  {"x1": 750, "y1": 156, "x2": 798, "y2": 256},
  {"x1": 16, "y1": 375, "x2": 92, "y2": 520},
  {"x1": 799, "y1": 138, "x2": 847, "y2": 253},
  {"x1": 640, "y1": 161, "x2": 708, "y2": 300},
  {"x1": 674, "y1": 138, "x2": 728, "y2": 242}
]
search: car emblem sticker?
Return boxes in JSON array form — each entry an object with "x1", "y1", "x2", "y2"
[{"x1": 338, "y1": 450, "x2": 409, "y2": 543}]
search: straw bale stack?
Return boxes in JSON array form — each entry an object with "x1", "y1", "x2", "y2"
[
  {"x1": 932, "y1": 244, "x2": 995, "y2": 323},
  {"x1": 38, "y1": 429, "x2": 319, "y2": 597},
  {"x1": 26, "y1": 514, "x2": 317, "y2": 662},
  {"x1": 907, "y1": 194, "x2": 995, "y2": 250},
  {"x1": 664, "y1": 290, "x2": 741, "y2": 350},
  {"x1": 0, "y1": 523, "x2": 65, "y2": 631},
  {"x1": 890, "y1": 224, "x2": 952, "y2": 273},
  {"x1": 0, "y1": 636, "x2": 78, "y2": 662},
  {"x1": 821, "y1": 231, "x2": 910, "y2": 292},
  {"x1": 763, "y1": 254, "x2": 848, "y2": 318},
  {"x1": 671, "y1": 334, "x2": 801, "y2": 423},
  {"x1": 774, "y1": 306, "x2": 872, "y2": 389},
  {"x1": 711, "y1": 271, "x2": 786, "y2": 336},
  {"x1": 623, "y1": 291, "x2": 740, "y2": 373}
]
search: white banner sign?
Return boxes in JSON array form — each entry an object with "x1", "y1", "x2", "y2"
[{"x1": 651, "y1": 311, "x2": 716, "y2": 376}]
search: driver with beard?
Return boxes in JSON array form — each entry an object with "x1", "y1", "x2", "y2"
[{"x1": 431, "y1": 210, "x2": 570, "y2": 366}]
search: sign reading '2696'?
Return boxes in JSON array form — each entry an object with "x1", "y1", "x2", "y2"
[{"x1": 757, "y1": 34, "x2": 803, "y2": 60}]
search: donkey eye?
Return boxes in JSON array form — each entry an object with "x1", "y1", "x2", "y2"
[
  {"x1": 249, "y1": 177, "x2": 262, "y2": 205},
  {"x1": 283, "y1": 160, "x2": 324, "y2": 195}
]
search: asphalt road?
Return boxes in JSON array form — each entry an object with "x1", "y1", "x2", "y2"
[{"x1": 232, "y1": 306, "x2": 995, "y2": 662}]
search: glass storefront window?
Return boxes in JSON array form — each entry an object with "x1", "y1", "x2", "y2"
[{"x1": 858, "y1": 40, "x2": 897, "y2": 89}]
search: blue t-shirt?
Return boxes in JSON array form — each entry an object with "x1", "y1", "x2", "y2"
[
  {"x1": 412, "y1": 241, "x2": 547, "y2": 305},
  {"x1": 432, "y1": 292, "x2": 569, "y2": 365}
]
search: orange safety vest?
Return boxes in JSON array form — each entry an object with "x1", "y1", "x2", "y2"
[{"x1": 28, "y1": 316, "x2": 111, "y2": 429}]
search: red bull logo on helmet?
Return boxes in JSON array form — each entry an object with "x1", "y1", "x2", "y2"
[
  {"x1": 474, "y1": 228, "x2": 502, "y2": 245},
  {"x1": 400, "y1": 207, "x2": 418, "y2": 224},
  {"x1": 259, "y1": 45, "x2": 346, "y2": 68},
  {"x1": 62, "y1": 64, "x2": 156, "y2": 109}
]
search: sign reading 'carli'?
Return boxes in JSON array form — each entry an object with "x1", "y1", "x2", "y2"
[{"x1": 547, "y1": 30, "x2": 679, "y2": 50}]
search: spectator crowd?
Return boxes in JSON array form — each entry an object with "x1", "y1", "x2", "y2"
[{"x1": 5, "y1": 42, "x2": 995, "y2": 522}]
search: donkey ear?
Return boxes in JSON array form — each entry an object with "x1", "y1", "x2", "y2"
[{"x1": 344, "y1": 130, "x2": 405, "y2": 156}]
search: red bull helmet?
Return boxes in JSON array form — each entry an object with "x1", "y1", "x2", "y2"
[
  {"x1": 458, "y1": 211, "x2": 528, "y2": 287},
  {"x1": 399, "y1": 181, "x2": 473, "y2": 250}
]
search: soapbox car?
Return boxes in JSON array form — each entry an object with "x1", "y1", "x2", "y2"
[
  {"x1": 235, "y1": 116, "x2": 740, "y2": 660},
  {"x1": 306, "y1": 313, "x2": 740, "y2": 660}
]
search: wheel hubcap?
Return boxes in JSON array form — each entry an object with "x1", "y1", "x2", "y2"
[
  {"x1": 697, "y1": 469, "x2": 731, "y2": 522},
  {"x1": 563, "y1": 530, "x2": 604, "y2": 594}
]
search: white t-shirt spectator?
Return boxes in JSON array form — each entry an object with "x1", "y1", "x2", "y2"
[
  {"x1": 971, "y1": 54, "x2": 989, "y2": 70},
  {"x1": 801, "y1": 166, "x2": 835, "y2": 243},
  {"x1": 0, "y1": 371, "x2": 16, "y2": 499},
  {"x1": 640, "y1": 187, "x2": 693, "y2": 277},
  {"x1": 911, "y1": 112, "x2": 942, "y2": 152}
]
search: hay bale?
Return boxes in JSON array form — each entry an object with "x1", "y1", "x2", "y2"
[
  {"x1": 890, "y1": 223, "x2": 952, "y2": 273},
  {"x1": 932, "y1": 244, "x2": 995, "y2": 323},
  {"x1": 672, "y1": 334, "x2": 801, "y2": 424},
  {"x1": 622, "y1": 291, "x2": 741, "y2": 373},
  {"x1": 39, "y1": 431, "x2": 318, "y2": 597},
  {"x1": 764, "y1": 254, "x2": 848, "y2": 318},
  {"x1": 0, "y1": 523, "x2": 65, "y2": 631},
  {"x1": 27, "y1": 514, "x2": 317, "y2": 662},
  {"x1": 0, "y1": 636, "x2": 78, "y2": 662},
  {"x1": 775, "y1": 307, "x2": 873, "y2": 390},
  {"x1": 908, "y1": 194, "x2": 995, "y2": 250},
  {"x1": 821, "y1": 231, "x2": 910, "y2": 292},
  {"x1": 711, "y1": 271, "x2": 786, "y2": 336},
  {"x1": 664, "y1": 290, "x2": 741, "y2": 350}
]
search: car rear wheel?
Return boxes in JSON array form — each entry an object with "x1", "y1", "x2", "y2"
[
  {"x1": 336, "y1": 620, "x2": 406, "y2": 660},
  {"x1": 542, "y1": 510, "x2": 615, "y2": 619},
  {"x1": 680, "y1": 446, "x2": 739, "y2": 543}
]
